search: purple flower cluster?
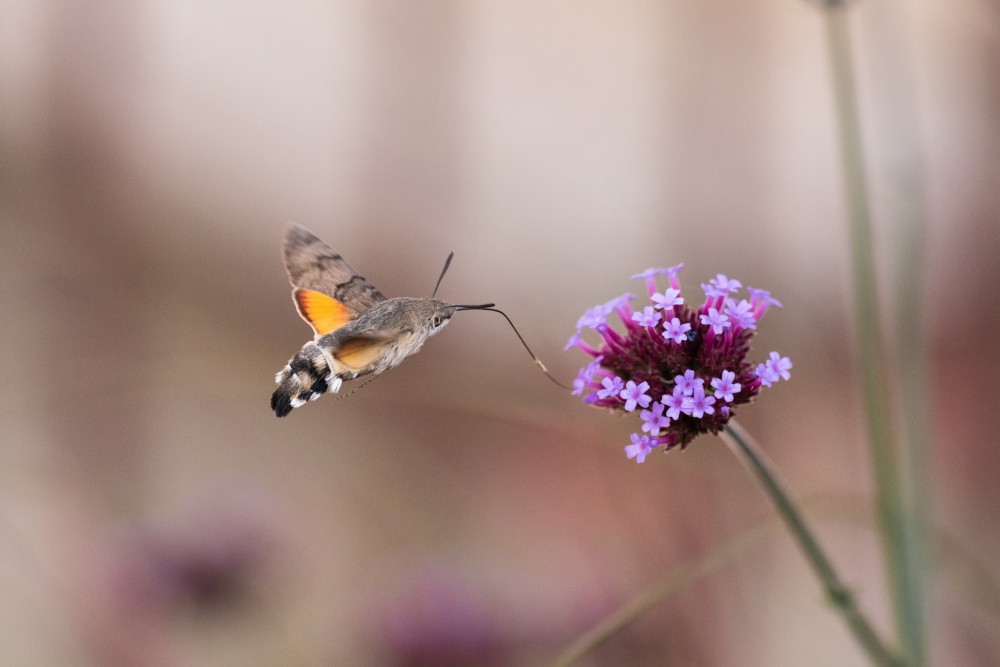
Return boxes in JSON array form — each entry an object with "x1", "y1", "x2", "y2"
[{"x1": 568, "y1": 265, "x2": 791, "y2": 462}]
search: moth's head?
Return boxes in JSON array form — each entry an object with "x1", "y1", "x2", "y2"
[
  {"x1": 424, "y1": 300, "x2": 458, "y2": 336},
  {"x1": 419, "y1": 300, "x2": 495, "y2": 337}
]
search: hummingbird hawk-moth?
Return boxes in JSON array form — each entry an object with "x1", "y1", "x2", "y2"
[{"x1": 270, "y1": 224, "x2": 497, "y2": 417}]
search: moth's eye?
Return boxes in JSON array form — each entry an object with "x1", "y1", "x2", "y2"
[{"x1": 432, "y1": 314, "x2": 445, "y2": 328}]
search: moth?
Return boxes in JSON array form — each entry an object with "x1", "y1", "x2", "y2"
[{"x1": 270, "y1": 224, "x2": 496, "y2": 417}]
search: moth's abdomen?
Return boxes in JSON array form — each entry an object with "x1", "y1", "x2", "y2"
[{"x1": 271, "y1": 341, "x2": 342, "y2": 417}]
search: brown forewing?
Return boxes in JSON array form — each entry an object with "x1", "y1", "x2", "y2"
[{"x1": 282, "y1": 224, "x2": 386, "y2": 313}]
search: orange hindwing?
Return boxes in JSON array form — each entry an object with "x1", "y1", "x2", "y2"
[
  {"x1": 294, "y1": 289, "x2": 356, "y2": 335},
  {"x1": 333, "y1": 336, "x2": 392, "y2": 371}
]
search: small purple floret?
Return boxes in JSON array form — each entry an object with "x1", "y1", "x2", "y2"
[
  {"x1": 631, "y1": 268, "x2": 664, "y2": 282},
  {"x1": 651, "y1": 288, "x2": 683, "y2": 311},
  {"x1": 572, "y1": 356, "x2": 605, "y2": 396},
  {"x1": 684, "y1": 386, "x2": 716, "y2": 418},
  {"x1": 700, "y1": 308, "x2": 731, "y2": 335},
  {"x1": 631, "y1": 266, "x2": 685, "y2": 295},
  {"x1": 603, "y1": 293, "x2": 636, "y2": 323},
  {"x1": 674, "y1": 369, "x2": 704, "y2": 396},
  {"x1": 663, "y1": 317, "x2": 691, "y2": 345},
  {"x1": 597, "y1": 375, "x2": 625, "y2": 400},
  {"x1": 625, "y1": 433, "x2": 657, "y2": 463},
  {"x1": 630, "y1": 268, "x2": 666, "y2": 295},
  {"x1": 748, "y1": 287, "x2": 783, "y2": 320},
  {"x1": 640, "y1": 402, "x2": 671, "y2": 434},
  {"x1": 766, "y1": 351, "x2": 792, "y2": 381},
  {"x1": 725, "y1": 299, "x2": 756, "y2": 331},
  {"x1": 660, "y1": 387, "x2": 690, "y2": 421},
  {"x1": 662, "y1": 317, "x2": 692, "y2": 345},
  {"x1": 631, "y1": 306, "x2": 662, "y2": 328},
  {"x1": 619, "y1": 380, "x2": 652, "y2": 412},
  {"x1": 755, "y1": 362, "x2": 778, "y2": 388},
  {"x1": 577, "y1": 305, "x2": 609, "y2": 330},
  {"x1": 708, "y1": 274, "x2": 742, "y2": 295},
  {"x1": 662, "y1": 263, "x2": 685, "y2": 289},
  {"x1": 710, "y1": 370, "x2": 741, "y2": 402}
]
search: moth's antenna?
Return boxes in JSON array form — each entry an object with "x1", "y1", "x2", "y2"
[
  {"x1": 456, "y1": 304, "x2": 572, "y2": 391},
  {"x1": 431, "y1": 252, "x2": 455, "y2": 299}
]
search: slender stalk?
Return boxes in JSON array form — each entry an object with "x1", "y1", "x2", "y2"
[
  {"x1": 821, "y1": 2, "x2": 923, "y2": 663},
  {"x1": 721, "y1": 421, "x2": 903, "y2": 667},
  {"x1": 895, "y1": 239, "x2": 931, "y2": 667},
  {"x1": 886, "y1": 33, "x2": 933, "y2": 667}
]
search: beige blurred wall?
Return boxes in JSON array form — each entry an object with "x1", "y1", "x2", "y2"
[{"x1": 2, "y1": 1, "x2": 999, "y2": 665}]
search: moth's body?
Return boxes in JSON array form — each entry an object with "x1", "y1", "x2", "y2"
[
  {"x1": 319, "y1": 298, "x2": 449, "y2": 373},
  {"x1": 274, "y1": 297, "x2": 453, "y2": 412},
  {"x1": 271, "y1": 225, "x2": 464, "y2": 417}
]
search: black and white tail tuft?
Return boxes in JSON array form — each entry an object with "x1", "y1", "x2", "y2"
[{"x1": 271, "y1": 342, "x2": 342, "y2": 417}]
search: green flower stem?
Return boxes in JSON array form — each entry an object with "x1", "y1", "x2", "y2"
[
  {"x1": 721, "y1": 421, "x2": 903, "y2": 667},
  {"x1": 822, "y1": 2, "x2": 924, "y2": 663}
]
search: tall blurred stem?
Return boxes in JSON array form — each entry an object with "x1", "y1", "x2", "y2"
[
  {"x1": 720, "y1": 422, "x2": 902, "y2": 666},
  {"x1": 822, "y1": 2, "x2": 924, "y2": 663}
]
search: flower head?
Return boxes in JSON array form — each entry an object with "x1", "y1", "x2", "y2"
[{"x1": 569, "y1": 268, "x2": 790, "y2": 459}]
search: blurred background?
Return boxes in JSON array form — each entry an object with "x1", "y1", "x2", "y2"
[{"x1": 2, "y1": 0, "x2": 999, "y2": 665}]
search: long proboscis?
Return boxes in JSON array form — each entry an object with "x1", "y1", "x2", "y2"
[{"x1": 457, "y1": 304, "x2": 572, "y2": 391}]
